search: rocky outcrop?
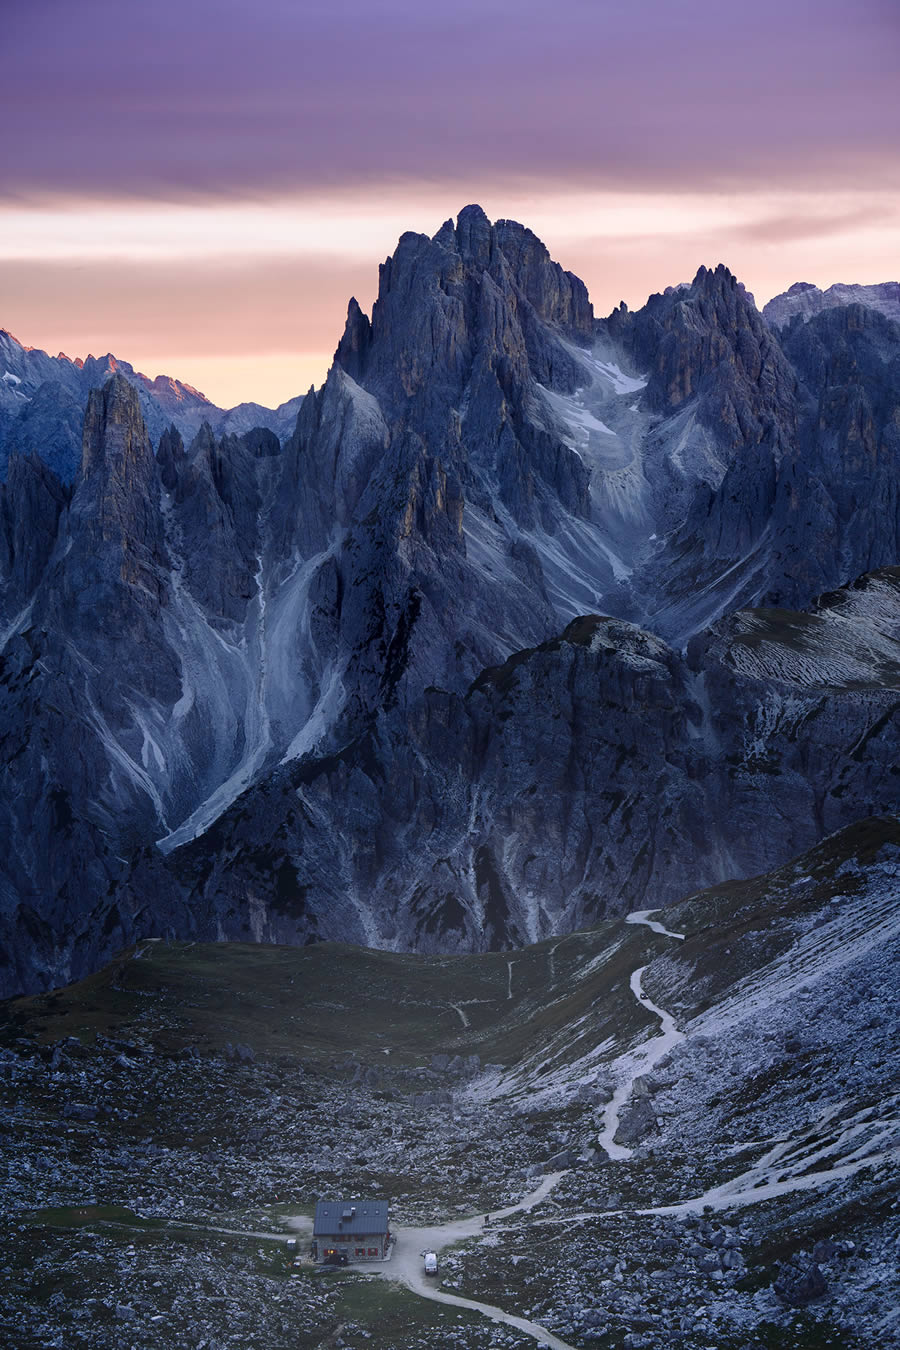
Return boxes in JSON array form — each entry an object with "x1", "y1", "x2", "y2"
[
  {"x1": 0, "y1": 452, "x2": 69, "y2": 607},
  {"x1": 607, "y1": 263, "x2": 796, "y2": 444},
  {"x1": 170, "y1": 423, "x2": 261, "y2": 623},
  {"x1": 0, "y1": 379, "x2": 85, "y2": 483},
  {"x1": 335, "y1": 204, "x2": 592, "y2": 523},
  {"x1": 0, "y1": 380, "x2": 300, "y2": 996},
  {"x1": 156, "y1": 424, "x2": 185, "y2": 491},
  {"x1": 47, "y1": 374, "x2": 177, "y2": 704},
  {"x1": 595, "y1": 266, "x2": 803, "y2": 637},
  {"x1": 767, "y1": 305, "x2": 900, "y2": 601},
  {"x1": 0, "y1": 380, "x2": 179, "y2": 1000},
  {"x1": 620, "y1": 281, "x2": 900, "y2": 638}
]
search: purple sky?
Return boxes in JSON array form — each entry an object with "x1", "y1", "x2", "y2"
[{"x1": 2, "y1": 0, "x2": 898, "y2": 406}]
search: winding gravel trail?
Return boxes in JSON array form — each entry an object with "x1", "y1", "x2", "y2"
[
  {"x1": 371, "y1": 1171, "x2": 577, "y2": 1348},
  {"x1": 594, "y1": 910, "x2": 687, "y2": 1161},
  {"x1": 595, "y1": 965, "x2": 685, "y2": 1160},
  {"x1": 377, "y1": 907, "x2": 690, "y2": 1336},
  {"x1": 625, "y1": 908, "x2": 685, "y2": 941}
]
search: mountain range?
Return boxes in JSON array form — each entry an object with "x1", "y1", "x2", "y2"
[
  {"x1": 2, "y1": 204, "x2": 900, "y2": 998},
  {"x1": 0, "y1": 327, "x2": 303, "y2": 484}
]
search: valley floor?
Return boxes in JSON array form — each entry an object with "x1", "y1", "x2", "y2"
[{"x1": 1, "y1": 834, "x2": 898, "y2": 1349}]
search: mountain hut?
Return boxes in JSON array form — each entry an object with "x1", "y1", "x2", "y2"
[{"x1": 312, "y1": 1200, "x2": 390, "y2": 1263}]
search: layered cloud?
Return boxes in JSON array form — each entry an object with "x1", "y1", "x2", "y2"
[
  {"x1": 2, "y1": 0, "x2": 898, "y2": 406},
  {"x1": 5, "y1": 0, "x2": 898, "y2": 198}
]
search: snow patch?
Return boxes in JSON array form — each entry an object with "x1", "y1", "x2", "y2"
[
  {"x1": 592, "y1": 361, "x2": 648, "y2": 395},
  {"x1": 0, "y1": 600, "x2": 34, "y2": 654},
  {"x1": 539, "y1": 385, "x2": 615, "y2": 448},
  {"x1": 280, "y1": 661, "x2": 345, "y2": 764},
  {"x1": 568, "y1": 344, "x2": 648, "y2": 395}
]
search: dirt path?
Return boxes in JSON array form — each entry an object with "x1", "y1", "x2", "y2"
[
  {"x1": 593, "y1": 908, "x2": 688, "y2": 1160},
  {"x1": 595, "y1": 964, "x2": 685, "y2": 1161},
  {"x1": 394, "y1": 1276, "x2": 578, "y2": 1350},
  {"x1": 625, "y1": 907, "x2": 685, "y2": 941},
  {"x1": 369, "y1": 912, "x2": 690, "y2": 1337},
  {"x1": 367, "y1": 1171, "x2": 576, "y2": 1348},
  {"x1": 165, "y1": 1213, "x2": 314, "y2": 1245}
]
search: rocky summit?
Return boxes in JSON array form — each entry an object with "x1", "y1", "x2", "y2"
[
  {"x1": 1, "y1": 204, "x2": 899, "y2": 1350},
  {"x1": 1, "y1": 206, "x2": 900, "y2": 997}
]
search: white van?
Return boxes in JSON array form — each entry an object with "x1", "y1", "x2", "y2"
[{"x1": 423, "y1": 1251, "x2": 438, "y2": 1275}]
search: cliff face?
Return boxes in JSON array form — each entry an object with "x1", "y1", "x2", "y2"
[
  {"x1": 766, "y1": 304, "x2": 900, "y2": 606},
  {"x1": 139, "y1": 570, "x2": 900, "y2": 957},
  {"x1": 611, "y1": 276, "x2": 900, "y2": 642},
  {"x1": 3, "y1": 209, "x2": 900, "y2": 995}
]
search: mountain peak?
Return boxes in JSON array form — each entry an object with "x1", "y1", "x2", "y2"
[
  {"x1": 455, "y1": 202, "x2": 490, "y2": 224},
  {"x1": 689, "y1": 262, "x2": 756, "y2": 309},
  {"x1": 79, "y1": 370, "x2": 152, "y2": 480},
  {"x1": 453, "y1": 203, "x2": 493, "y2": 266},
  {"x1": 335, "y1": 296, "x2": 372, "y2": 381},
  {"x1": 335, "y1": 205, "x2": 592, "y2": 409},
  {"x1": 608, "y1": 257, "x2": 792, "y2": 440}
]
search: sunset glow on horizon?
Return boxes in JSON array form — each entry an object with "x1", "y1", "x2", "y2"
[{"x1": 3, "y1": 0, "x2": 898, "y2": 409}]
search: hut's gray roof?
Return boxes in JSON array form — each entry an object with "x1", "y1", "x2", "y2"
[{"x1": 313, "y1": 1200, "x2": 389, "y2": 1236}]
